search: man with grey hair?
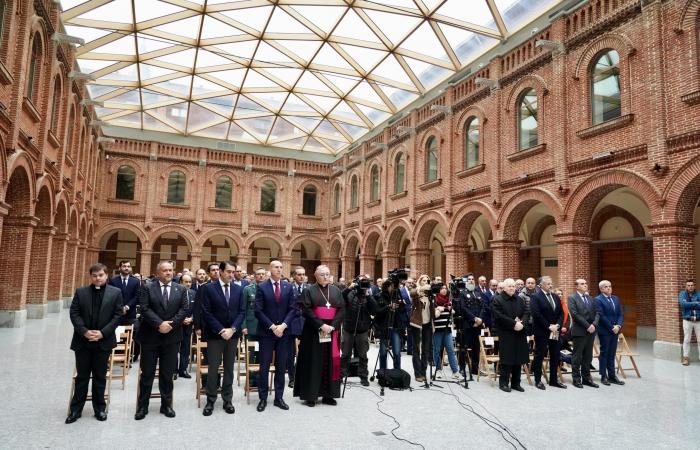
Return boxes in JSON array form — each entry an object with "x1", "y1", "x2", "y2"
[
  {"x1": 492, "y1": 278, "x2": 530, "y2": 392},
  {"x1": 531, "y1": 276, "x2": 566, "y2": 389},
  {"x1": 568, "y1": 279, "x2": 599, "y2": 388},
  {"x1": 518, "y1": 277, "x2": 537, "y2": 336},
  {"x1": 594, "y1": 280, "x2": 624, "y2": 385}
]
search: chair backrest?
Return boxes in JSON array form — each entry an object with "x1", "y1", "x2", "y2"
[
  {"x1": 196, "y1": 338, "x2": 208, "y2": 370},
  {"x1": 479, "y1": 335, "x2": 499, "y2": 358}
]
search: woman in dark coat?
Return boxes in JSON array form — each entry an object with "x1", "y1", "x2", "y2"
[
  {"x1": 492, "y1": 278, "x2": 530, "y2": 392},
  {"x1": 293, "y1": 265, "x2": 345, "y2": 406}
]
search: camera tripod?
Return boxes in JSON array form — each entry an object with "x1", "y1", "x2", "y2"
[{"x1": 369, "y1": 287, "x2": 403, "y2": 396}]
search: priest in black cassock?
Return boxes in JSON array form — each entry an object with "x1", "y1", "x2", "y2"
[{"x1": 294, "y1": 265, "x2": 345, "y2": 406}]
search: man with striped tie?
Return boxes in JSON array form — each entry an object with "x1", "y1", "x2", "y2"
[{"x1": 567, "y1": 279, "x2": 600, "y2": 389}]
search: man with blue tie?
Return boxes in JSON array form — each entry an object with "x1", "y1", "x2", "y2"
[
  {"x1": 109, "y1": 260, "x2": 140, "y2": 325},
  {"x1": 567, "y1": 279, "x2": 600, "y2": 389},
  {"x1": 255, "y1": 260, "x2": 297, "y2": 412},
  {"x1": 200, "y1": 261, "x2": 245, "y2": 416},
  {"x1": 595, "y1": 280, "x2": 625, "y2": 386}
]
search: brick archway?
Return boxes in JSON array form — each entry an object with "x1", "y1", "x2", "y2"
[
  {"x1": 498, "y1": 188, "x2": 562, "y2": 241},
  {"x1": 663, "y1": 158, "x2": 700, "y2": 225},
  {"x1": 26, "y1": 186, "x2": 55, "y2": 314}
]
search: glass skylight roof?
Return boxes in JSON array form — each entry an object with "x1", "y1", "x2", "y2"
[{"x1": 61, "y1": 0, "x2": 561, "y2": 155}]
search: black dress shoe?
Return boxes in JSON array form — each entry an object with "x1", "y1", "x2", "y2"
[
  {"x1": 360, "y1": 378, "x2": 370, "y2": 386},
  {"x1": 273, "y1": 399, "x2": 289, "y2": 410},
  {"x1": 288, "y1": 380, "x2": 294, "y2": 388},
  {"x1": 134, "y1": 408, "x2": 148, "y2": 420},
  {"x1": 173, "y1": 373, "x2": 178, "y2": 380},
  {"x1": 179, "y1": 372, "x2": 192, "y2": 379},
  {"x1": 600, "y1": 376, "x2": 611, "y2": 386},
  {"x1": 536, "y1": 381, "x2": 546, "y2": 390},
  {"x1": 303, "y1": 400, "x2": 316, "y2": 407},
  {"x1": 573, "y1": 381, "x2": 583, "y2": 388},
  {"x1": 610, "y1": 377, "x2": 625, "y2": 386},
  {"x1": 511, "y1": 385, "x2": 525, "y2": 392},
  {"x1": 499, "y1": 385, "x2": 511, "y2": 393},
  {"x1": 321, "y1": 397, "x2": 337, "y2": 405},
  {"x1": 65, "y1": 411, "x2": 81, "y2": 424},
  {"x1": 257, "y1": 399, "x2": 267, "y2": 412},
  {"x1": 160, "y1": 406, "x2": 176, "y2": 418},
  {"x1": 95, "y1": 411, "x2": 107, "y2": 421},
  {"x1": 203, "y1": 402, "x2": 214, "y2": 416},
  {"x1": 223, "y1": 401, "x2": 235, "y2": 414},
  {"x1": 549, "y1": 382, "x2": 567, "y2": 389},
  {"x1": 583, "y1": 379, "x2": 599, "y2": 388}
]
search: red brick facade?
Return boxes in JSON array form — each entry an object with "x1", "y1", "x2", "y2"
[{"x1": 0, "y1": 1, "x2": 698, "y2": 359}]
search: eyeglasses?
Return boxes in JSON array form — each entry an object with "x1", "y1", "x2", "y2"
[{"x1": 317, "y1": 273, "x2": 331, "y2": 277}]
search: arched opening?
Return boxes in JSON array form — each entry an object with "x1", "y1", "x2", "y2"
[
  {"x1": 517, "y1": 203, "x2": 558, "y2": 284},
  {"x1": 0, "y1": 168, "x2": 33, "y2": 320},
  {"x1": 26, "y1": 187, "x2": 54, "y2": 315},
  {"x1": 415, "y1": 219, "x2": 446, "y2": 279},
  {"x1": 453, "y1": 212, "x2": 493, "y2": 278},
  {"x1": 589, "y1": 188, "x2": 653, "y2": 338},
  {"x1": 330, "y1": 239, "x2": 343, "y2": 280},
  {"x1": 292, "y1": 240, "x2": 322, "y2": 283},
  {"x1": 201, "y1": 235, "x2": 239, "y2": 267},
  {"x1": 47, "y1": 202, "x2": 68, "y2": 304},
  {"x1": 99, "y1": 229, "x2": 143, "y2": 275},
  {"x1": 343, "y1": 236, "x2": 360, "y2": 279},
  {"x1": 152, "y1": 232, "x2": 191, "y2": 275},
  {"x1": 248, "y1": 237, "x2": 281, "y2": 274}
]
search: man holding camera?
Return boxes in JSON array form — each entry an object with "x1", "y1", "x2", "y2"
[
  {"x1": 374, "y1": 273, "x2": 409, "y2": 370},
  {"x1": 341, "y1": 276, "x2": 378, "y2": 386}
]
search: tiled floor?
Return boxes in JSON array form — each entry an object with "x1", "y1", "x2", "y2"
[{"x1": 1, "y1": 308, "x2": 699, "y2": 449}]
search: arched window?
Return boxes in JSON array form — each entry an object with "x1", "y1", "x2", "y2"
[
  {"x1": 369, "y1": 165, "x2": 380, "y2": 202},
  {"x1": 333, "y1": 183, "x2": 341, "y2": 214},
  {"x1": 518, "y1": 89, "x2": 538, "y2": 150},
  {"x1": 426, "y1": 136, "x2": 438, "y2": 182},
  {"x1": 66, "y1": 107, "x2": 75, "y2": 158},
  {"x1": 0, "y1": 1, "x2": 6, "y2": 52},
  {"x1": 50, "y1": 77, "x2": 61, "y2": 132},
  {"x1": 350, "y1": 175, "x2": 358, "y2": 209},
  {"x1": 167, "y1": 170, "x2": 186, "y2": 205},
  {"x1": 394, "y1": 152, "x2": 405, "y2": 194},
  {"x1": 302, "y1": 185, "x2": 317, "y2": 215},
  {"x1": 464, "y1": 117, "x2": 479, "y2": 169},
  {"x1": 26, "y1": 34, "x2": 42, "y2": 103},
  {"x1": 115, "y1": 165, "x2": 136, "y2": 200},
  {"x1": 260, "y1": 180, "x2": 276, "y2": 212},
  {"x1": 591, "y1": 49, "x2": 621, "y2": 125},
  {"x1": 215, "y1": 176, "x2": 232, "y2": 209}
]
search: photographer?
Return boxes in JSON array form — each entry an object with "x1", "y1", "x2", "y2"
[
  {"x1": 373, "y1": 279, "x2": 407, "y2": 370},
  {"x1": 458, "y1": 274, "x2": 484, "y2": 376},
  {"x1": 410, "y1": 283, "x2": 434, "y2": 382},
  {"x1": 340, "y1": 277, "x2": 378, "y2": 386},
  {"x1": 432, "y1": 285, "x2": 460, "y2": 379}
]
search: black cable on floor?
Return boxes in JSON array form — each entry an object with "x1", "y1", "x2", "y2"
[{"x1": 354, "y1": 385, "x2": 425, "y2": 450}]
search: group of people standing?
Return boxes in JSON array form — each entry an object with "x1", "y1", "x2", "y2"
[{"x1": 66, "y1": 260, "x2": 344, "y2": 424}]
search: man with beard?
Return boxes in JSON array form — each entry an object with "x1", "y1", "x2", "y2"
[
  {"x1": 458, "y1": 274, "x2": 484, "y2": 376},
  {"x1": 492, "y1": 278, "x2": 530, "y2": 392}
]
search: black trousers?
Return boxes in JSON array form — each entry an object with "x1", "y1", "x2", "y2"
[
  {"x1": 70, "y1": 347, "x2": 111, "y2": 414},
  {"x1": 410, "y1": 325, "x2": 432, "y2": 378},
  {"x1": 499, "y1": 363, "x2": 522, "y2": 388},
  {"x1": 286, "y1": 337, "x2": 299, "y2": 381},
  {"x1": 462, "y1": 328, "x2": 481, "y2": 375},
  {"x1": 258, "y1": 336, "x2": 290, "y2": 401},
  {"x1": 138, "y1": 342, "x2": 179, "y2": 408},
  {"x1": 572, "y1": 333, "x2": 595, "y2": 382},
  {"x1": 206, "y1": 337, "x2": 238, "y2": 403},
  {"x1": 340, "y1": 329, "x2": 369, "y2": 379},
  {"x1": 533, "y1": 334, "x2": 561, "y2": 383},
  {"x1": 178, "y1": 325, "x2": 193, "y2": 374}
]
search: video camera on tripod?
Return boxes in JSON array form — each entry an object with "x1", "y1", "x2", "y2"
[{"x1": 351, "y1": 276, "x2": 372, "y2": 296}]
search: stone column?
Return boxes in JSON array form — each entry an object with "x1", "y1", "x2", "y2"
[
  {"x1": 324, "y1": 257, "x2": 340, "y2": 281},
  {"x1": 341, "y1": 256, "x2": 356, "y2": 281},
  {"x1": 236, "y1": 251, "x2": 250, "y2": 273},
  {"x1": 26, "y1": 225, "x2": 55, "y2": 319},
  {"x1": 77, "y1": 242, "x2": 89, "y2": 287},
  {"x1": 190, "y1": 250, "x2": 202, "y2": 272},
  {"x1": 554, "y1": 232, "x2": 592, "y2": 299},
  {"x1": 280, "y1": 255, "x2": 293, "y2": 278},
  {"x1": 489, "y1": 239, "x2": 521, "y2": 281},
  {"x1": 0, "y1": 215, "x2": 37, "y2": 327},
  {"x1": 649, "y1": 224, "x2": 698, "y2": 361},
  {"x1": 47, "y1": 232, "x2": 68, "y2": 313}
]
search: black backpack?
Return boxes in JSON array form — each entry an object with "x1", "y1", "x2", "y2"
[{"x1": 376, "y1": 368, "x2": 411, "y2": 390}]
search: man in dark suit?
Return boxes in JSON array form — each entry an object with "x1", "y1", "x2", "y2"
[
  {"x1": 108, "y1": 260, "x2": 140, "y2": 325},
  {"x1": 287, "y1": 266, "x2": 307, "y2": 388},
  {"x1": 595, "y1": 280, "x2": 625, "y2": 386},
  {"x1": 254, "y1": 260, "x2": 297, "y2": 412},
  {"x1": 194, "y1": 263, "x2": 220, "y2": 337},
  {"x1": 567, "y1": 279, "x2": 600, "y2": 389},
  {"x1": 492, "y1": 278, "x2": 529, "y2": 392},
  {"x1": 66, "y1": 263, "x2": 123, "y2": 424},
  {"x1": 531, "y1": 276, "x2": 567, "y2": 390},
  {"x1": 233, "y1": 265, "x2": 250, "y2": 288},
  {"x1": 177, "y1": 273, "x2": 197, "y2": 379},
  {"x1": 200, "y1": 261, "x2": 245, "y2": 416},
  {"x1": 193, "y1": 268, "x2": 208, "y2": 292},
  {"x1": 135, "y1": 261, "x2": 188, "y2": 420}
]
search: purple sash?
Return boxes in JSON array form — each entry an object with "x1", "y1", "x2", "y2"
[{"x1": 313, "y1": 306, "x2": 340, "y2": 381}]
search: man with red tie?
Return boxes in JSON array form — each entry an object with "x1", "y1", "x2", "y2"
[{"x1": 254, "y1": 260, "x2": 297, "y2": 412}]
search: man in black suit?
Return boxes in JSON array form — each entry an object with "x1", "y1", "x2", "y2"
[
  {"x1": 193, "y1": 268, "x2": 207, "y2": 292},
  {"x1": 287, "y1": 266, "x2": 307, "y2": 388},
  {"x1": 108, "y1": 260, "x2": 140, "y2": 324},
  {"x1": 135, "y1": 261, "x2": 188, "y2": 420},
  {"x1": 66, "y1": 263, "x2": 123, "y2": 424},
  {"x1": 200, "y1": 261, "x2": 245, "y2": 416},
  {"x1": 194, "y1": 263, "x2": 220, "y2": 337},
  {"x1": 233, "y1": 265, "x2": 250, "y2": 288},
  {"x1": 177, "y1": 273, "x2": 197, "y2": 379},
  {"x1": 254, "y1": 260, "x2": 297, "y2": 412},
  {"x1": 531, "y1": 276, "x2": 567, "y2": 390},
  {"x1": 567, "y1": 279, "x2": 600, "y2": 389}
]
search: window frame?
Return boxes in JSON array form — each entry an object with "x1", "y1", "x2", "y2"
[
  {"x1": 26, "y1": 33, "x2": 42, "y2": 104},
  {"x1": 115, "y1": 165, "x2": 136, "y2": 201},
  {"x1": 333, "y1": 183, "x2": 341, "y2": 214},
  {"x1": 214, "y1": 175, "x2": 233, "y2": 210},
  {"x1": 260, "y1": 180, "x2": 277, "y2": 212},
  {"x1": 302, "y1": 184, "x2": 317, "y2": 216},
  {"x1": 517, "y1": 88, "x2": 538, "y2": 151},
  {"x1": 369, "y1": 165, "x2": 380, "y2": 202},
  {"x1": 350, "y1": 175, "x2": 358, "y2": 209},
  {"x1": 394, "y1": 152, "x2": 405, "y2": 194},
  {"x1": 50, "y1": 76, "x2": 61, "y2": 133},
  {"x1": 425, "y1": 136, "x2": 438, "y2": 183},
  {"x1": 590, "y1": 49, "x2": 621, "y2": 126},
  {"x1": 464, "y1": 116, "x2": 480, "y2": 169},
  {"x1": 166, "y1": 170, "x2": 186, "y2": 205}
]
